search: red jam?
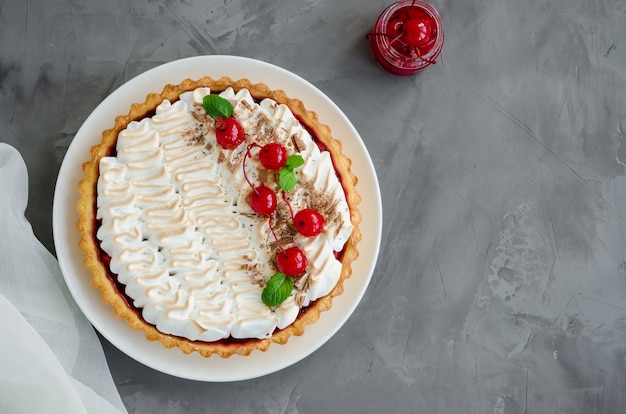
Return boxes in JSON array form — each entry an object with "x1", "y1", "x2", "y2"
[{"x1": 367, "y1": 0, "x2": 444, "y2": 75}]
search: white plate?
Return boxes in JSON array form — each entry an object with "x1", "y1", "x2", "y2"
[{"x1": 52, "y1": 55, "x2": 382, "y2": 382}]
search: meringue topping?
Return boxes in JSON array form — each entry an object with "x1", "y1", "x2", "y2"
[{"x1": 96, "y1": 87, "x2": 353, "y2": 341}]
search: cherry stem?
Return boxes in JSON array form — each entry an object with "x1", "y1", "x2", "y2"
[
  {"x1": 390, "y1": 32, "x2": 404, "y2": 47},
  {"x1": 367, "y1": 31, "x2": 437, "y2": 65},
  {"x1": 268, "y1": 215, "x2": 286, "y2": 255},
  {"x1": 243, "y1": 143, "x2": 260, "y2": 195},
  {"x1": 281, "y1": 192, "x2": 295, "y2": 221}
]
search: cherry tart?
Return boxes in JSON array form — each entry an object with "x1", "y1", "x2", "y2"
[{"x1": 76, "y1": 77, "x2": 361, "y2": 358}]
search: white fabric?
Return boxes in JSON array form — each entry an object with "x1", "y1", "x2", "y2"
[{"x1": 0, "y1": 143, "x2": 126, "y2": 414}]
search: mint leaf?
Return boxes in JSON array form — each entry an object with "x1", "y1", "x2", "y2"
[
  {"x1": 202, "y1": 94, "x2": 234, "y2": 118},
  {"x1": 285, "y1": 154, "x2": 304, "y2": 169},
  {"x1": 278, "y1": 154, "x2": 304, "y2": 191},
  {"x1": 262, "y1": 272, "x2": 294, "y2": 307},
  {"x1": 279, "y1": 169, "x2": 297, "y2": 191}
]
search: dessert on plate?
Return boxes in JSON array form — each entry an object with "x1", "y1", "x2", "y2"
[{"x1": 76, "y1": 77, "x2": 361, "y2": 357}]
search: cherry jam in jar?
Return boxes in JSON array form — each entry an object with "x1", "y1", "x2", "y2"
[{"x1": 367, "y1": 0, "x2": 444, "y2": 75}]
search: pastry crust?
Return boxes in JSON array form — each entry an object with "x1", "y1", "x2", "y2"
[{"x1": 76, "y1": 77, "x2": 361, "y2": 358}]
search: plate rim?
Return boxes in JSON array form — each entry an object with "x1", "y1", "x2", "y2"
[{"x1": 52, "y1": 55, "x2": 382, "y2": 382}]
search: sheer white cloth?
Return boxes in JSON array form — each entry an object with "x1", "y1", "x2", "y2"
[{"x1": 0, "y1": 143, "x2": 126, "y2": 414}]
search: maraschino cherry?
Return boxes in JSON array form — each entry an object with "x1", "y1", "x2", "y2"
[
  {"x1": 402, "y1": 16, "x2": 435, "y2": 48},
  {"x1": 203, "y1": 93, "x2": 245, "y2": 149},
  {"x1": 294, "y1": 208, "x2": 325, "y2": 237},
  {"x1": 243, "y1": 144, "x2": 278, "y2": 215},
  {"x1": 282, "y1": 193, "x2": 325, "y2": 237},
  {"x1": 215, "y1": 117, "x2": 245, "y2": 149},
  {"x1": 275, "y1": 246, "x2": 308, "y2": 276},
  {"x1": 258, "y1": 143, "x2": 287, "y2": 170},
  {"x1": 248, "y1": 185, "x2": 277, "y2": 216}
]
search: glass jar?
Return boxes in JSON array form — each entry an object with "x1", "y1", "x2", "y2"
[{"x1": 368, "y1": 0, "x2": 444, "y2": 75}]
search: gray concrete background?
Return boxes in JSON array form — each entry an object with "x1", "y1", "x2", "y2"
[{"x1": 2, "y1": 0, "x2": 626, "y2": 412}]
